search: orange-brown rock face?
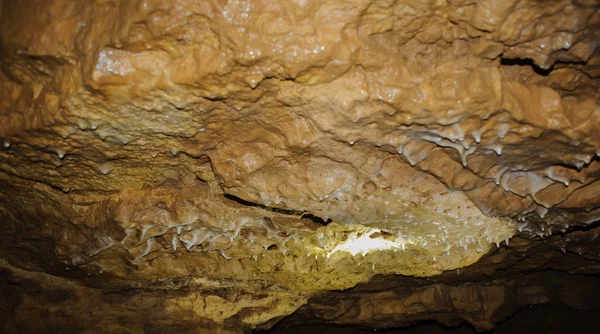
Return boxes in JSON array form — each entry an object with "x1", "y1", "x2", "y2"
[{"x1": 1, "y1": 0, "x2": 599, "y2": 332}]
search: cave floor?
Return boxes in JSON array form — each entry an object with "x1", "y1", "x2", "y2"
[{"x1": 263, "y1": 303, "x2": 600, "y2": 334}]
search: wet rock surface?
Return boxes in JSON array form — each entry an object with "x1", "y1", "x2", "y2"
[{"x1": 1, "y1": 0, "x2": 599, "y2": 332}]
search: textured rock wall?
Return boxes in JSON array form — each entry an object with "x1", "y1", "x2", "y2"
[{"x1": 1, "y1": 0, "x2": 599, "y2": 332}]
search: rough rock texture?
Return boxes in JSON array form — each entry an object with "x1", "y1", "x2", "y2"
[{"x1": 0, "y1": 0, "x2": 599, "y2": 332}]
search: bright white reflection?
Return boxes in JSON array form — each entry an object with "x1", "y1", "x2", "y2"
[{"x1": 327, "y1": 228, "x2": 409, "y2": 257}]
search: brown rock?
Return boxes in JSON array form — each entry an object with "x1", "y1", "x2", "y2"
[{"x1": 1, "y1": 0, "x2": 599, "y2": 332}]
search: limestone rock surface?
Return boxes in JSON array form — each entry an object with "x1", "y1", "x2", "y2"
[{"x1": 1, "y1": 0, "x2": 599, "y2": 332}]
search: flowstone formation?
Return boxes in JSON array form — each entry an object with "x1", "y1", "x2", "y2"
[{"x1": 1, "y1": 0, "x2": 599, "y2": 332}]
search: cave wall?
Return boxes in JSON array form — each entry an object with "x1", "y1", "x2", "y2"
[{"x1": 1, "y1": 0, "x2": 599, "y2": 332}]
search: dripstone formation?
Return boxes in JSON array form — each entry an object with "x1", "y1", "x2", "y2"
[{"x1": 1, "y1": 0, "x2": 599, "y2": 332}]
